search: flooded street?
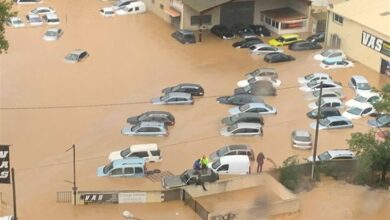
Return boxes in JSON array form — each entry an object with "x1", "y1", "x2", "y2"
[{"x1": 0, "y1": 0, "x2": 389, "y2": 219}]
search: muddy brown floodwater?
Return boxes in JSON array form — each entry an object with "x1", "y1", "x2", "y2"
[{"x1": 0, "y1": 0, "x2": 389, "y2": 219}]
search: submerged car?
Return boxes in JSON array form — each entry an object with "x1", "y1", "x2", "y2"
[
  {"x1": 100, "y1": 7, "x2": 115, "y2": 17},
  {"x1": 127, "y1": 111, "x2": 175, "y2": 125},
  {"x1": 234, "y1": 81, "x2": 277, "y2": 96},
  {"x1": 43, "y1": 13, "x2": 60, "y2": 25},
  {"x1": 291, "y1": 130, "x2": 312, "y2": 149},
  {"x1": 367, "y1": 114, "x2": 390, "y2": 128},
  {"x1": 26, "y1": 14, "x2": 43, "y2": 26},
  {"x1": 298, "y1": 72, "x2": 332, "y2": 85},
  {"x1": 64, "y1": 49, "x2": 89, "y2": 63},
  {"x1": 122, "y1": 122, "x2": 168, "y2": 136},
  {"x1": 97, "y1": 157, "x2": 146, "y2": 177},
  {"x1": 348, "y1": 75, "x2": 372, "y2": 95},
  {"x1": 320, "y1": 59, "x2": 354, "y2": 69},
  {"x1": 342, "y1": 103, "x2": 375, "y2": 120},
  {"x1": 220, "y1": 122, "x2": 263, "y2": 136},
  {"x1": 216, "y1": 94, "x2": 263, "y2": 105},
  {"x1": 307, "y1": 149, "x2": 355, "y2": 162},
  {"x1": 221, "y1": 112, "x2": 264, "y2": 125},
  {"x1": 237, "y1": 76, "x2": 281, "y2": 88},
  {"x1": 162, "y1": 83, "x2": 204, "y2": 96},
  {"x1": 310, "y1": 116, "x2": 353, "y2": 130},
  {"x1": 161, "y1": 169, "x2": 219, "y2": 189},
  {"x1": 232, "y1": 38, "x2": 263, "y2": 48},
  {"x1": 108, "y1": 143, "x2": 161, "y2": 162},
  {"x1": 211, "y1": 25, "x2": 234, "y2": 39},
  {"x1": 314, "y1": 49, "x2": 346, "y2": 61},
  {"x1": 264, "y1": 52, "x2": 295, "y2": 63},
  {"x1": 308, "y1": 97, "x2": 344, "y2": 110},
  {"x1": 6, "y1": 17, "x2": 25, "y2": 28},
  {"x1": 249, "y1": 25, "x2": 271, "y2": 37},
  {"x1": 43, "y1": 28, "x2": 63, "y2": 41},
  {"x1": 288, "y1": 41, "x2": 322, "y2": 51},
  {"x1": 245, "y1": 68, "x2": 278, "y2": 79},
  {"x1": 150, "y1": 92, "x2": 193, "y2": 105},
  {"x1": 250, "y1": 43, "x2": 283, "y2": 55},
  {"x1": 306, "y1": 107, "x2": 341, "y2": 119},
  {"x1": 171, "y1": 29, "x2": 196, "y2": 44},
  {"x1": 209, "y1": 145, "x2": 255, "y2": 161},
  {"x1": 299, "y1": 80, "x2": 342, "y2": 93},
  {"x1": 305, "y1": 90, "x2": 345, "y2": 101},
  {"x1": 268, "y1": 34, "x2": 303, "y2": 46},
  {"x1": 345, "y1": 92, "x2": 380, "y2": 108},
  {"x1": 237, "y1": 27, "x2": 257, "y2": 39},
  {"x1": 29, "y1": 6, "x2": 56, "y2": 15},
  {"x1": 229, "y1": 102, "x2": 277, "y2": 115},
  {"x1": 306, "y1": 32, "x2": 325, "y2": 43}
]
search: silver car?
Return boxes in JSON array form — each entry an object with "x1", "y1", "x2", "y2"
[
  {"x1": 150, "y1": 92, "x2": 193, "y2": 105},
  {"x1": 43, "y1": 28, "x2": 63, "y2": 41},
  {"x1": 291, "y1": 130, "x2": 312, "y2": 149},
  {"x1": 229, "y1": 102, "x2": 277, "y2": 115},
  {"x1": 220, "y1": 122, "x2": 263, "y2": 136},
  {"x1": 245, "y1": 68, "x2": 278, "y2": 79},
  {"x1": 209, "y1": 145, "x2": 254, "y2": 161},
  {"x1": 250, "y1": 43, "x2": 283, "y2": 55},
  {"x1": 122, "y1": 122, "x2": 168, "y2": 136},
  {"x1": 64, "y1": 49, "x2": 89, "y2": 63},
  {"x1": 310, "y1": 116, "x2": 353, "y2": 130}
]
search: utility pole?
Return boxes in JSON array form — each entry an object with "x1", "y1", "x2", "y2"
[
  {"x1": 66, "y1": 144, "x2": 77, "y2": 205},
  {"x1": 311, "y1": 81, "x2": 323, "y2": 180},
  {"x1": 11, "y1": 168, "x2": 17, "y2": 220}
]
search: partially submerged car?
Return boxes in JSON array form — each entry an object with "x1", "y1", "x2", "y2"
[
  {"x1": 43, "y1": 13, "x2": 60, "y2": 25},
  {"x1": 304, "y1": 90, "x2": 345, "y2": 101},
  {"x1": 342, "y1": 103, "x2": 375, "y2": 120},
  {"x1": 234, "y1": 82, "x2": 277, "y2": 96},
  {"x1": 264, "y1": 52, "x2": 295, "y2": 63},
  {"x1": 220, "y1": 122, "x2": 263, "y2": 136},
  {"x1": 151, "y1": 92, "x2": 193, "y2": 105},
  {"x1": 43, "y1": 28, "x2": 63, "y2": 41},
  {"x1": 64, "y1": 49, "x2": 89, "y2": 63},
  {"x1": 229, "y1": 102, "x2": 277, "y2": 115},
  {"x1": 314, "y1": 49, "x2": 346, "y2": 61},
  {"x1": 308, "y1": 149, "x2": 355, "y2": 162},
  {"x1": 216, "y1": 94, "x2": 263, "y2": 105},
  {"x1": 127, "y1": 111, "x2": 175, "y2": 125},
  {"x1": 161, "y1": 169, "x2": 219, "y2": 189},
  {"x1": 209, "y1": 145, "x2": 255, "y2": 161},
  {"x1": 306, "y1": 32, "x2": 325, "y2": 43},
  {"x1": 237, "y1": 76, "x2": 281, "y2": 88},
  {"x1": 367, "y1": 114, "x2": 390, "y2": 128},
  {"x1": 250, "y1": 43, "x2": 283, "y2": 55},
  {"x1": 162, "y1": 83, "x2": 204, "y2": 96},
  {"x1": 345, "y1": 92, "x2": 380, "y2": 108},
  {"x1": 100, "y1": 7, "x2": 115, "y2": 17},
  {"x1": 122, "y1": 122, "x2": 168, "y2": 136},
  {"x1": 310, "y1": 116, "x2": 353, "y2": 130},
  {"x1": 221, "y1": 112, "x2": 264, "y2": 126},
  {"x1": 26, "y1": 14, "x2": 43, "y2": 26},
  {"x1": 288, "y1": 41, "x2": 322, "y2": 51},
  {"x1": 6, "y1": 17, "x2": 25, "y2": 28},
  {"x1": 298, "y1": 72, "x2": 332, "y2": 85},
  {"x1": 245, "y1": 68, "x2": 278, "y2": 79},
  {"x1": 97, "y1": 157, "x2": 146, "y2": 177},
  {"x1": 308, "y1": 97, "x2": 344, "y2": 110},
  {"x1": 232, "y1": 38, "x2": 263, "y2": 48},
  {"x1": 306, "y1": 107, "x2": 341, "y2": 119},
  {"x1": 171, "y1": 29, "x2": 196, "y2": 44},
  {"x1": 348, "y1": 75, "x2": 372, "y2": 95},
  {"x1": 299, "y1": 80, "x2": 342, "y2": 93},
  {"x1": 291, "y1": 130, "x2": 312, "y2": 150},
  {"x1": 249, "y1": 25, "x2": 271, "y2": 37},
  {"x1": 320, "y1": 58, "x2": 354, "y2": 69},
  {"x1": 211, "y1": 25, "x2": 234, "y2": 39},
  {"x1": 108, "y1": 143, "x2": 161, "y2": 162},
  {"x1": 29, "y1": 6, "x2": 56, "y2": 15},
  {"x1": 268, "y1": 34, "x2": 303, "y2": 46}
]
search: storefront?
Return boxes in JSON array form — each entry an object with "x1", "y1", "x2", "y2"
[{"x1": 261, "y1": 7, "x2": 309, "y2": 35}]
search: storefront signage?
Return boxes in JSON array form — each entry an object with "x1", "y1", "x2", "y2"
[
  {"x1": 82, "y1": 193, "x2": 118, "y2": 204},
  {"x1": 361, "y1": 31, "x2": 390, "y2": 57},
  {"x1": 0, "y1": 145, "x2": 10, "y2": 184},
  {"x1": 118, "y1": 192, "x2": 147, "y2": 203}
]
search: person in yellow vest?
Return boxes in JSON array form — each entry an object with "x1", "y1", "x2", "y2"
[{"x1": 200, "y1": 155, "x2": 209, "y2": 173}]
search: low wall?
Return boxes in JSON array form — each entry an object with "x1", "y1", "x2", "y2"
[{"x1": 75, "y1": 190, "x2": 165, "y2": 205}]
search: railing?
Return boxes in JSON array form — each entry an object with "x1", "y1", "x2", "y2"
[{"x1": 56, "y1": 191, "x2": 72, "y2": 203}]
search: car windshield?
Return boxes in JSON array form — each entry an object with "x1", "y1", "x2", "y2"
[
  {"x1": 65, "y1": 53, "x2": 78, "y2": 61},
  {"x1": 131, "y1": 125, "x2": 140, "y2": 132},
  {"x1": 45, "y1": 31, "x2": 57, "y2": 36},
  {"x1": 321, "y1": 50, "x2": 332, "y2": 56},
  {"x1": 239, "y1": 104, "x2": 251, "y2": 112},
  {"x1": 120, "y1": 148, "x2": 131, "y2": 157},
  {"x1": 347, "y1": 107, "x2": 362, "y2": 115},
  {"x1": 227, "y1": 124, "x2": 238, "y2": 132},
  {"x1": 180, "y1": 173, "x2": 191, "y2": 183},
  {"x1": 353, "y1": 95, "x2": 367, "y2": 102},
  {"x1": 216, "y1": 147, "x2": 229, "y2": 157},
  {"x1": 31, "y1": 17, "x2": 41, "y2": 22},
  {"x1": 357, "y1": 83, "x2": 371, "y2": 90},
  {"x1": 211, "y1": 159, "x2": 221, "y2": 169},
  {"x1": 103, "y1": 162, "x2": 114, "y2": 174},
  {"x1": 318, "y1": 152, "x2": 332, "y2": 161},
  {"x1": 295, "y1": 134, "x2": 311, "y2": 142},
  {"x1": 319, "y1": 118, "x2": 330, "y2": 126},
  {"x1": 304, "y1": 73, "x2": 314, "y2": 80}
]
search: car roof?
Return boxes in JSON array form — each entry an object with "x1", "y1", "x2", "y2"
[
  {"x1": 227, "y1": 144, "x2": 250, "y2": 150},
  {"x1": 323, "y1": 49, "x2": 344, "y2": 54},
  {"x1": 247, "y1": 102, "x2": 269, "y2": 108},
  {"x1": 326, "y1": 116, "x2": 350, "y2": 122},
  {"x1": 166, "y1": 92, "x2": 191, "y2": 98},
  {"x1": 137, "y1": 121, "x2": 165, "y2": 127},
  {"x1": 234, "y1": 112, "x2": 263, "y2": 118},
  {"x1": 356, "y1": 91, "x2": 379, "y2": 98},
  {"x1": 144, "y1": 111, "x2": 173, "y2": 116},
  {"x1": 129, "y1": 143, "x2": 158, "y2": 151},
  {"x1": 252, "y1": 43, "x2": 271, "y2": 48},
  {"x1": 326, "y1": 149, "x2": 354, "y2": 158},
  {"x1": 47, "y1": 28, "x2": 60, "y2": 32},
  {"x1": 234, "y1": 122, "x2": 262, "y2": 129},
  {"x1": 45, "y1": 13, "x2": 58, "y2": 18},
  {"x1": 112, "y1": 157, "x2": 145, "y2": 166},
  {"x1": 312, "y1": 79, "x2": 338, "y2": 85},
  {"x1": 310, "y1": 72, "x2": 329, "y2": 77},
  {"x1": 71, "y1": 49, "x2": 87, "y2": 55},
  {"x1": 33, "y1": 6, "x2": 53, "y2": 10},
  {"x1": 280, "y1": 34, "x2": 300, "y2": 38},
  {"x1": 219, "y1": 155, "x2": 250, "y2": 163},
  {"x1": 28, "y1": 14, "x2": 40, "y2": 18},
  {"x1": 176, "y1": 83, "x2": 201, "y2": 87},
  {"x1": 293, "y1": 130, "x2": 311, "y2": 137},
  {"x1": 321, "y1": 97, "x2": 342, "y2": 102},
  {"x1": 351, "y1": 75, "x2": 368, "y2": 83},
  {"x1": 350, "y1": 102, "x2": 373, "y2": 109},
  {"x1": 319, "y1": 107, "x2": 339, "y2": 112}
]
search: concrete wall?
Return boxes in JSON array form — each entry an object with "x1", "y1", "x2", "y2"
[
  {"x1": 75, "y1": 190, "x2": 164, "y2": 205},
  {"x1": 144, "y1": 0, "x2": 171, "y2": 23},
  {"x1": 182, "y1": 4, "x2": 220, "y2": 31},
  {"x1": 326, "y1": 11, "x2": 390, "y2": 72}
]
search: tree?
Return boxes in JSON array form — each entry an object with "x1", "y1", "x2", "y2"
[
  {"x1": 347, "y1": 131, "x2": 390, "y2": 182},
  {"x1": 373, "y1": 83, "x2": 390, "y2": 114},
  {"x1": 279, "y1": 155, "x2": 300, "y2": 190},
  {"x1": 0, "y1": 0, "x2": 15, "y2": 54}
]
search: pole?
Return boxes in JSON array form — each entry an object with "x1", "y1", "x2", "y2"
[
  {"x1": 198, "y1": 12, "x2": 203, "y2": 42},
  {"x1": 66, "y1": 144, "x2": 77, "y2": 205},
  {"x1": 11, "y1": 168, "x2": 17, "y2": 220},
  {"x1": 311, "y1": 81, "x2": 323, "y2": 180}
]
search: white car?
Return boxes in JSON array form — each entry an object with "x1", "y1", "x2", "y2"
[
  {"x1": 220, "y1": 123, "x2": 263, "y2": 136},
  {"x1": 304, "y1": 90, "x2": 345, "y2": 101},
  {"x1": 229, "y1": 102, "x2": 277, "y2": 115},
  {"x1": 307, "y1": 149, "x2": 355, "y2": 162},
  {"x1": 100, "y1": 7, "x2": 115, "y2": 17},
  {"x1": 348, "y1": 75, "x2": 372, "y2": 95},
  {"x1": 342, "y1": 103, "x2": 375, "y2": 120},
  {"x1": 249, "y1": 43, "x2": 283, "y2": 55},
  {"x1": 42, "y1": 13, "x2": 60, "y2": 25},
  {"x1": 314, "y1": 49, "x2": 346, "y2": 61},
  {"x1": 29, "y1": 6, "x2": 56, "y2": 15},
  {"x1": 237, "y1": 76, "x2": 281, "y2": 88},
  {"x1": 291, "y1": 130, "x2": 312, "y2": 150},
  {"x1": 297, "y1": 72, "x2": 332, "y2": 85},
  {"x1": 43, "y1": 28, "x2": 63, "y2": 41},
  {"x1": 7, "y1": 17, "x2": 25, "y2": 28},
  {"x1": 320, "y1": 59, "x2": 354, "y2": 69},
  {"x1": 115, "y1": 1, "x2": 146, "y2": 15},
  {"x1": 308, "y1": 97, "x2": 344, "y2": 110},
  {"x1": 345, "y1": 92, "x2": 380, "y2": 108},
  {"x1": 26, "y1": 14, "x2": 43, "y2": 26},
  {"x1": 299, "y1": 80, "x2": 342, "y2": 93},
  {"x1": 310, "y1": 116, "x2": 353, "y2": 130}
]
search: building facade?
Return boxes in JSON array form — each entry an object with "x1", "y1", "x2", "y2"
[{"x1": 326, "y1": 0, "x2": 390, "y2": 74}]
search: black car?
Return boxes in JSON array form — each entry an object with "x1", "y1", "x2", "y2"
[
  {"x1": 216, "y1": 94, "x2": 263, "y2": 105},
  {"x1": 234, "y1": 81, "x2": 277, "y2": 96},
  {"x1": 249, "y1": 25, "x2": 271, "y2": 37},
  {"x1": 237, "y1": 27, "x2": 257, "y2": 39},
  {"x1": 211, "y1": 25, "x2": 234, "y2": 39},
  {"x1": 288, "y1": 41, "x2": 322, "y2": 51},
  {"x1": 171, "y1": 29, "x2": 196, "y2": 44},
  {"x1": 264, "y1": 52, "x2": 295, "y2": 63},
  {"x1": 127, "y1": 111, "x2": 175, "y2": 125},
  {"x1": 232, "y1": 38, "x2": 263, "y2": 48},
  {"x1": 306, "y1": 32, "x2": 325, "y2": 43},
  {"x1": 162, "y1": 83, "x2": 204, "y2": 96},
  {"x1": 221, "y1": 112, "x2": 264, "y2": 125},
  {"x1": 306, "y1": 108, "x2": 341, "y2": 119},
  {"x1": 231, "y1": 23, "x2": 247, "y2": 35}
]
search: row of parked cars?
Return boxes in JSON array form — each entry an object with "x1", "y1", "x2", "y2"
[{"x1": 7, "y1": 6, "x2": 60, "y2": 28}]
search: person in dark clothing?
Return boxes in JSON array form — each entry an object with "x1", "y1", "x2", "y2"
[
  {"x1": 257, "y1": 152, "x2": 265, "y2": 173},
  {"x1": 193, "y1": 159, "x2": 201, "y2": 173},
  {"x1": 196, "y1": 172, "x2": 207, "y2": 191}
]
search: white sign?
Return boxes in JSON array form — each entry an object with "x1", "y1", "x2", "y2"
[{"x1": 118, "y1": 192, "x2": 147, "y2": 203}]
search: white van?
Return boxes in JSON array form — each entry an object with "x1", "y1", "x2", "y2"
[
  {"x1": 108, "y1": 143, "x2": 161, "y2": 163},
  {"x1": 208, "y1": 155, "x2": 250, "y2": 175},
  {"x1": 115, "y1": 1, "x2": 146, "y2": 16}
]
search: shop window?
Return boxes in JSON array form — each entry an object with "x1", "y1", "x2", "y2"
[
  {"x1": 190, "y1": 15, "x2": 212, "y2": 25},
  {"x1": 281, "y1": 21, "x2": 304, "y2": 30},
  {"x1": 333, "y1": 13, "x2": 343, "y2": 25}
]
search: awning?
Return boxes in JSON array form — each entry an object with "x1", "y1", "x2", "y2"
[
  {"x1": 183, "y1": 0, "x2": 233, "y2": 13},
  {"x1": 165, "y1": 7, "x2": 181, "y2": 17},
  {"x1": 262, "y1": 7, "x2": 307, "y2": 22}
]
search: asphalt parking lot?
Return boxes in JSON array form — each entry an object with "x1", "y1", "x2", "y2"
[{"x1": 0, "y1": 0, "x2": 389, "y2": 219}]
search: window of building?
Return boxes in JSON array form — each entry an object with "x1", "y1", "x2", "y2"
[
  {"x1": 265, "y1": 17, "x2": 271, "y2": 25},
  {"x1": 190, "y1": 15, "x2": 212, "y2": 25},
  {"x1": 333, "y1": 13, "x2": 343, "y2": 24},
  {"x1": 271, "y1": 20, "x2": 279, "y2": 28}
]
